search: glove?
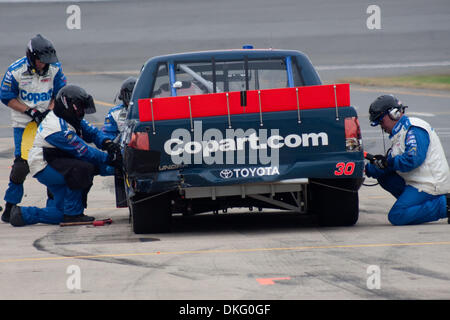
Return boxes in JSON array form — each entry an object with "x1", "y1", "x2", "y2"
[
  {"x1": 107, "y1": 149, "x2": 123, "y2": 169},
  {"x1": 373, "y1": 154, "x2": 388, "y2": 170},
  {"x1": 24, "y1": 108, "x2": 48, "y2": 124},
  {"x1": 102, "y1": 140, "x2": 121, "y2": 154}
]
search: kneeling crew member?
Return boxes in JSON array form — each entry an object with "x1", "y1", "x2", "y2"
[
  {"x1": 9, "y1": 85, "x2": 122, "y2": 226},
  {"x1": 365, "y1": 95, "x2": 450, "y2": 225}
]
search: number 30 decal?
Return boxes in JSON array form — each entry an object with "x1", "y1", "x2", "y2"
[{"x1": 334, "y1": 162, "x2": 355, "y2": 176}]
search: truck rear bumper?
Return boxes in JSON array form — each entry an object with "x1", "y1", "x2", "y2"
[
  {"x1": 183, "y1": 178, "x2": 308, "y2": 199},
  {"x1": 182, "y1": 178, "x2": 309, "y2": 213}
]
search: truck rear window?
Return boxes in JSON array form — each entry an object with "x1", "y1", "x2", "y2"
[{"x1": 151, "y1": 58, "x2": 303, "y2": 98}]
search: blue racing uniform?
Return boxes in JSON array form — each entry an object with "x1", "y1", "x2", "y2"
[
  {"x1": 365, "y1": 115, "x2": 449, "y2": 225},
  {"x1": 101, "y1": 103, "x2": 127, "y2": 141},
  {"x1": 0, "y1": 56, "x2": 66, "y2": 206},
  {"x1": 18, "y1": 111, "x2": 113, "y2": 225}
]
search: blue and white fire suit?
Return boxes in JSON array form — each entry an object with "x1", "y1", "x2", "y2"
[
  {"x1": 365, "y1": 115, "x2": 450, "y2": 225},
  {"x1": 18, "y1": 111, "x2": 113, "y2": 225},
  {"x1": 101, "y1": 103, "x2": 128, "y2": 141},
  {"x1": 0, "y1": 56, "x2": 66, "y2": 205}
]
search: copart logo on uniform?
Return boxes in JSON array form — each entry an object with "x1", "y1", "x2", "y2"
[
  {"x1": 164, "y1": 121, "x2": 328, "y2": 166},
  {"x1": 20, "y1": 88, "x2": 53, "y2": 104}
]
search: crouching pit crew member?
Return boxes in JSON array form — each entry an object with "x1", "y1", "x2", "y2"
[
  {"x1": 0, "y1": 34, "x2": 66, "y2": 223},
  {"x1": 8, "y1": 85, "x2": 122, "y2": 226},
  {"x1": 365, "y1": 95, "x2": 450, "y2": 225}
]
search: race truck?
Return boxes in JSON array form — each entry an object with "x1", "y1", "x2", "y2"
[{"x1": 116, "y1": 47, "x2": 364, "y2": 234}]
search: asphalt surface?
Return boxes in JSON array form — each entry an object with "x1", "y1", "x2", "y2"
[{"x1": 0, "y1": 0, "x2": 449, "y2": 302}]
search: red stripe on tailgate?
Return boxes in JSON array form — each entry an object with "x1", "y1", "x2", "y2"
[{"x1": 138, "y1": 84, "x2": 350, "y2": 122}]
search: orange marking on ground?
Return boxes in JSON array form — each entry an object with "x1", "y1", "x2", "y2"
[{"x1": 256, "y1": 277, "x2": 291, "y2": 285}]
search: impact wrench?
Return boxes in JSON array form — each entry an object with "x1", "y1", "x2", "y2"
[
  {"x1": 364, "y1": 151, "x2": 375, "y2": 162},
  {"x1": 60, "y1": 218, "x2": 112, "y2": 227}
]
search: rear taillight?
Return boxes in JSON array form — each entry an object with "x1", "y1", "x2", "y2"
[
  {"x1": 128, "y1": 132, "x2": 150, "y2": 151},
  {"x1": 345, "y1": 116, "x2": 362, "y2": 152}
]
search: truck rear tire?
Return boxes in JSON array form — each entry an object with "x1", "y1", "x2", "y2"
[
  {"x1": 130, "y1": 193, "x2": 171, "y2": 234},
  {"x1": 308, "y1": 178, "x2": 359, "y2": 227}
]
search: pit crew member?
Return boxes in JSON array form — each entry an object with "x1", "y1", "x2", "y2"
[
  {"x1": 102, "y1": 76, "x2": 136, "y2": 141},
  {"x1": 365, "y1": 95, "x2": 450, "y2": 225},
  {"x1": 8, "y1": 85, "x2": 122, "y2": 226},
  {"x1": 0, "y1": 34, "x2": 66, "y2": 223}
]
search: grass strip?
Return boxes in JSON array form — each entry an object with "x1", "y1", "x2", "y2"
[{"x1": 337, "y1": 74, "x2": 450, "y2": 91}]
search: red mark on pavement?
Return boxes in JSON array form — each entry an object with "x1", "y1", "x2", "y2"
[{"x1": 256, "y1": 277, "x2": 291, "y2": 285}]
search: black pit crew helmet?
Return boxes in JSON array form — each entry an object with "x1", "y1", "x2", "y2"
[
  {"x1": 54, "y1": 85, "x2": 96, "y2": 133},
  {"x1": 117, "y1": 76, "x2": 137, "y2": 108},
  {"x1": 26, "y1": 34, "x2": 58, "y2": 75},
  {"x1": 369, "y1": 95, "x2": 407, "y2": 127}
]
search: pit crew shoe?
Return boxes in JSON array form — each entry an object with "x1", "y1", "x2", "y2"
[
  {"x1": 63, "y1": 214, "x2": 95, "y2": 223},
  {"x1": 1, "y1": 202, "x2": 13, "y2": 223},
  {"x1": 9, "y1": 206, "x2": 26, "y2": 227}
]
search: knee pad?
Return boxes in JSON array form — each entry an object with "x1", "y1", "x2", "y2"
[{"x1": 10, "y1": 157, "x2": 30, "y2": 184}]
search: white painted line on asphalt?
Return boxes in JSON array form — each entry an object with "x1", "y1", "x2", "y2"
[
  {"x1": 1, "y1": 60, "x2": 447, "y2": 79},
  {"x1": 407, "y1": 112, "x2": 436, "y2": 117},
  {"x1": 60, "y1": 60, "x2": 450, "y2": 76},
  {"x1": 363, "y1": 128, "x2": 450, "y2": 133},
  {"x1": 316, "y1": 61, "x2": 450, "y2": 71},
  {"x1": 66, "y1": 70, "x2": 139, "y2": 76}
]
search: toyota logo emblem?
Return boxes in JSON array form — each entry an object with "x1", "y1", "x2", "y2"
[{"x1": 219, "y1": 169, "x2": 233, "y2": 179}]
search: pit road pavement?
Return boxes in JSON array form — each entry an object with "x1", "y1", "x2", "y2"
[
  {"x1": 0, "y1": 138, "x2": 449, "y2": 299},
  {"x1": 0, "y1": 0, "x2": 449, "y2": 300}
]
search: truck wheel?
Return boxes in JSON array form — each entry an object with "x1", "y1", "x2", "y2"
[
  {"x1": 130, "y1": 193, "x2": 171, "y2": 234},
  {"x1": 308, "y1": 178, "x2": 359, "y2": 227}
]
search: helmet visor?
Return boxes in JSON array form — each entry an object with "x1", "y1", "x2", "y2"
[
  {"x1": 84, "y1": 95, "x2": 96, "y2": 114},
  {"x1": 35, "y1": 47, "x2": 58, "y2": 64},
  {"x1": 369, "y1": 109, "x2": 389, "y2": 127},
  {"x1": 121, "y1": 90, "x2": 132, "y2": 107},
  {"x1": 370, "y1": 115, "x2": 383, "y2": 127}
]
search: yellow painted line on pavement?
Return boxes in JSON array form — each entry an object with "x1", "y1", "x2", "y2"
[
  {"x1": 1, "y1": 241, "x2": 450, "y2": 264},
  {"x1": 0, "y1": 121, "x2": 104, "y2": 130},
  {"x1": 94, "y1": 99, "x2": 115, "y2": 107},
  {"x1": 0, "y1": 100, "x2": 113, "y2": 130}
]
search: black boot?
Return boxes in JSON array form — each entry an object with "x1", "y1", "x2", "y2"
[
  {"x1": 63, "y1": 214, "x2": 95, "y2": 223},
  {"x1": 10, "y1": 206, "x2": 26, "y2": 227},
  {"x1": 1, "y1": 202, "x2": 14, "y2": 223}
]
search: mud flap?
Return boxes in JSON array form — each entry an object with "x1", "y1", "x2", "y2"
[
  {"x1": 123, "y1": 146, "x2": 161, "y2": 175},
  {"x1": 20, "y1": 121, "x2": 38, "y2": 160},
  {"x1": 118, "y1": 146, "x2": 161, "y2": 207},
  {"x1": 114, "y1": 169, "x2": 128, "y2": 208}
]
